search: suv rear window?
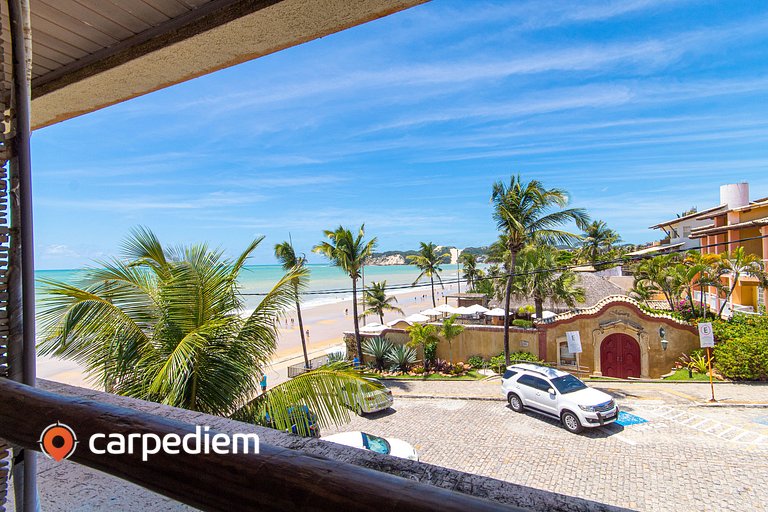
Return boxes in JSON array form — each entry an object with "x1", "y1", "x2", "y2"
[
  {"x1": 517, "y1": 374, "x2": 550, "y2": 391},
  {"x1": 502, "y1": 369, "x2": 518, "y2": 380}
]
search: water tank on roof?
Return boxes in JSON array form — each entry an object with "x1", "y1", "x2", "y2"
[{"x1": 720, "y1": 183, "x2": 749, "y2": 209}]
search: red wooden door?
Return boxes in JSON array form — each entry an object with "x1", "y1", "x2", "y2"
[{"x1": 600, "y1": 334, "x2": 641, "y2": 379}]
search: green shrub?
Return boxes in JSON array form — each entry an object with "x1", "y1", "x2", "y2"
[
  {"x1": 710, "y1": 314, "x2": 768, "y2": 381},
  {"x1": 517, "y1": 305, "x2": 535, "y2": 316},
  {"x1": 489, "y1": 351, "x2": 543, "y2": 374},
  {"x1": 467, "y1": 355, "x2": 485, "y2": 369},
  {"x1": 511, "y1": 319, "x2": 534, "y2": 328},
  {"x1": 361, "y1": 337, "x2": 394, "y2": 371},
  {"x1": 714, "y1": 337, "x2": 768, "y2": 381},
  {"x1": 386, "y1": 344, "x2": 417, "y2": 372}
]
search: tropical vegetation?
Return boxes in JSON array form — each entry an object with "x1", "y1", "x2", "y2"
[
  {"x1": 578, "y1": 220, "x2": 622, "y2": 267},
  {"x1": 313, "y1": 224, "x2": 377, "y2": 360},
  {"x1": 407, "y1": 241, "x2": 450, "y2": 306},
  {"x1": 38, "y1": 228, "x2": 379, "y2": 435},
  {"x1": 360, "y1": 280, "x2": 403, "y2": 324},
  {"x1": 274, "y1": 238, "x2": 310, "y2": 368},
  {"x1": 491, "y1": 175, "x2": 589, "y2": 364}
]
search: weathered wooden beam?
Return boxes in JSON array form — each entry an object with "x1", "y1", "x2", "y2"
[{"x1": 0, "y1": 379, "x2": 520, "y2": 512}]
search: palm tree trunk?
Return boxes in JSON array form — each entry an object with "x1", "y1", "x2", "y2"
[
  {"x1": 503, "y1": 251, "x2": 517, "y2": 366},
  {"x1": 295, "y1": 291, "x2": 309, "y2": 369},
  {"x1": 719, "y1": 274, "x2": 739, "y2": 317},
  {"x1": 534, "y1": 295, "x2": 544, "y2": 322},
  {"x1": 430, "y1": 274, "x2": 436, "y2": 307},
  {"x1": 351, "y1": 277, "x2": 362, "y2": 360},
  {"x1": 379, "y1": 311, "x2": 384, "y2": 324}
]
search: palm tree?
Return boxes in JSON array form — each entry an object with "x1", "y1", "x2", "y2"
[
  {"x1": 275, "y1": 238, "x2": 310, "y2": 369},
  {"x1": 579, "y1": 220, "x2": 621, "y2": 266},
  {"x1": 440, "y1": 314, "x2": 464, "y2": 363},
  {"x1": 459, "y1": 252, "x2": 481, "y2": 291},
  {"x1": 491, "y1": 175, "x2": 589, "y2": 365},
  {"x1": 37, "y1": 228, "x2": 378, "y2": 432},
  {"x1": 408, "y1": 242, "x2": 449, "y2": 307},
  {"x1": 633, "y1": 254, "x2": 684, "y2": 310},
  {"x1": 361, "y1": 281, "x2": 403, "y2": 324},
  {"x1": 716, "y1": 247, "x2": 768, "y2": 316},
  {"x1": 406, "y1": 322, "x2": 441, "y2": 370},
  {"x1": 313, "y1": 225, "x2": 377, "y2": 360},
  {"x1": 513, "y1": 245, "x2": 585, "y2": 319}
]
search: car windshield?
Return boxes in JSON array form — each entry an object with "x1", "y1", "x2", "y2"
[
  {"x1": 550, "y1": 374, "x2": 588, "y2": 394},
  {"x1": 361, "y1": 432, "x2": 390, "y2": 455}
]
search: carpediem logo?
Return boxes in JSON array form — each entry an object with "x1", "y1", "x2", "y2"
[
  {"x1": 39, "y1": 422, "x2": 78, "y2": 461},
  {"x1": 40, "y1": 423, "x2": 259, "y2": 462}
]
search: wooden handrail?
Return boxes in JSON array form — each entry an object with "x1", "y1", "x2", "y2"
[{"x1": 0, "y1": 378, "x2": 521, "y2": 511}]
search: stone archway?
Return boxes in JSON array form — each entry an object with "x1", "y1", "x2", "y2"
[{"x1": 600, "y1": 333, "x2": 641, "y2": 379}]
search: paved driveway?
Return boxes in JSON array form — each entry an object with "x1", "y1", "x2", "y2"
[{"x1": 324, "y1": 387, "x2": 768, "y2": 512}]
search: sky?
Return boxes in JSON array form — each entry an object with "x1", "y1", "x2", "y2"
[{"x1": 32, "y1": 0, "x2": 768, "y2": 269}]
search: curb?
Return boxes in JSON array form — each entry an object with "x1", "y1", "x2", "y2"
[
  {"x1": 692, "y1": 403, "x2": 768, "y2": 408},
  {"x1": 391, "y1": 394, "x2": 768, "y2": 408},
  {"x1": 393, "y1": 394, "x2": 500, "y2": 402}
]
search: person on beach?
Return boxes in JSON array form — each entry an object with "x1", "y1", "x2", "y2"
[
  {"x1": 344, "y1": 308, "x2": 348, "y2": 316},
  {"x1": 291, "y1": 318, "x2": 295, "y2": 327},
  {"x1": 260, "y1": 374, "x2": 267, "y2": 393},
  {"x1": 305, "y1": 329, "x2": 310, "y2": 340}
]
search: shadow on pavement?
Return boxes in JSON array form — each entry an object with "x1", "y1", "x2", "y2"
[{"x1": 505, "y1": 404, "x2": 625, "y2": 438}]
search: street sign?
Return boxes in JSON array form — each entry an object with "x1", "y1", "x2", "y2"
[
  {"x1": 566, "y1": 331, "x2": 582, "y2": 354},
  {"x1": 698, "y1": 322, "x2": 715, "y2": 348}
]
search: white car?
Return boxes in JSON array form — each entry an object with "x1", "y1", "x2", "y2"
[
  {"x1": 322, "y1": 431, "x2": 419, "y2": 461},
  {"x1": 343, "y1": 377, "x2": 394, "y2": 415},
  {"x1": 501, "y1": 363, "x2": 619, "y2": 434}
]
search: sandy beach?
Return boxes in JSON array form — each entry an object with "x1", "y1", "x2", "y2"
[{"x1": 37, "y1": 281, "x2": 464, "y2": 389}]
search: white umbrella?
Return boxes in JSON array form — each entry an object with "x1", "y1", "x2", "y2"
[
  {"x1": 531, "y1": 310, "x2": 556, "y2": 320},
  {"x1": 485, "y1": 308, "x2": 507, "y2": 317},
  {"x1": 404, "y1": 313, "x2": 430, "y2": 323},
  {"x1": 359, "y1": 323, "x2": 387, "y2": 334},
  {"x1": 464, "y1": 304, "x2": 490, "y2": 314},
  {"x1": 434, "y1": 304, "x2": 457, "y2": 313},
  {"x1": 453, "y1": 306, "x2": 472, "y2": 315},
  {"x1": 420, "y1": 308, "x2": 442, "y2": 316}
]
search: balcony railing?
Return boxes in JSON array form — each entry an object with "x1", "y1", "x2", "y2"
[{"x1": 0, "y1": 378, "x2": 525, "y2": 512}]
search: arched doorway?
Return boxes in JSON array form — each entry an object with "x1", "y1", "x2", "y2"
[{"x1": 600, "y1": 333, "x2": 641, "y2": 379}]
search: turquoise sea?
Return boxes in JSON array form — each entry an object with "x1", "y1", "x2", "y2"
[{"x1": 36, "y1": 264, "x2": 464, "y2": 311}]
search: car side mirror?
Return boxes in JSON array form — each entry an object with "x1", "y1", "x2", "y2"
[{"x1": 548, "y1": 388, "x2": 556, "y2": 395}]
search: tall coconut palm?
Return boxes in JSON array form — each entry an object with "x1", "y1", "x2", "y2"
[
  {"x1": 361, "y1": 281, "x2": 403, "y2": 324},
  {"x1": 37, "y1": 228, "x2": 378, "y2": 432},
  {"x1": 716, "y1": 247, "x2": 768, "y2": 316},
  {"x1": 408, "y1": 242, "x2": 450, "y2": 307},
  {"x1": 313, "y1": 225, "x2": 377, "y2": 360},
  {"x1": 491, "y1": 176, "x2": 589, "y2": 364},
  {"x1": 459, "y1": 252, "x2": 481, "y2": 291},
  {"x1": 440, "y1": 314, "x2": 464, "y2": 363},
  {"x1": 275, "y1": 238, "x2": 310, "y2": 369},
  {"x1": 579, "y1": 220, "x2": 621, "y2": 266},
  {"x1": 633, "y1": 254, "x2": 684, "y2": 310},
  {"x1": 513, "y1": 245, "x2": 585, "y2": 319}
]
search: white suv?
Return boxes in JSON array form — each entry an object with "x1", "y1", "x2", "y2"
[{"x1": 501, "y1": 363, "x2": 619, "y2": 434}]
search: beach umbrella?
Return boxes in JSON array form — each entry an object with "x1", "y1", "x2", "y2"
[
  {"x1": 531, "y1": 310, "x2": 557, "y2": 320},
  {"x1": 453, "y1": 306, "x2": 472, "y2": 315},
  {"x1": 420, "y1": 308, "x2": 442, "y2": 316},
  {"x1": 485, "y1": 308, "x2": 507, "y2": 317},
  {"x1": 464, "y1": 304, "x2": 490, "y2": 314},
  {"x1": 404, "y1": 313, "x2": 430, "y2": 323},
  {"x1": 434, "y1": 304, "x2": 458, "y2": 314}
]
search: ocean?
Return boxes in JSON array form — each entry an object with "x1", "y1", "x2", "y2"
[{"x1": 36, "y1": 264, "x2": 464, "y2": 312}]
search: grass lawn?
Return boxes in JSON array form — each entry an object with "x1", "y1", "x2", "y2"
[
  {"x1": 663, "y1": 368, "x2": 714, "y2": 381},
  {"x1": 380, "y1": 370, "x2": 485, "y2": 381}
]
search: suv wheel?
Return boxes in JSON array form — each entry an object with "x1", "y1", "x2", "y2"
[
  {"x1": 507, "y1": 393, "x2": 524, "y2": 413},
  {"x1": 561, "y1": 411, "x2": 583, "y2": 434}
]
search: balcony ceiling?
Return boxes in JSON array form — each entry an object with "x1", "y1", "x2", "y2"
[{"x1": 14, "y1": 0, "x2": 426, "y2": 129}]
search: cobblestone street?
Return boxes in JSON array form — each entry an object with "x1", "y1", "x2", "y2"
[{"x1": 325, "y1": 381, "x2": 768, "y2": 512}]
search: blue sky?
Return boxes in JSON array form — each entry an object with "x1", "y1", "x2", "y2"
[{"x1": 33, "y1": 0, "x2": 768, "y2": 269}]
